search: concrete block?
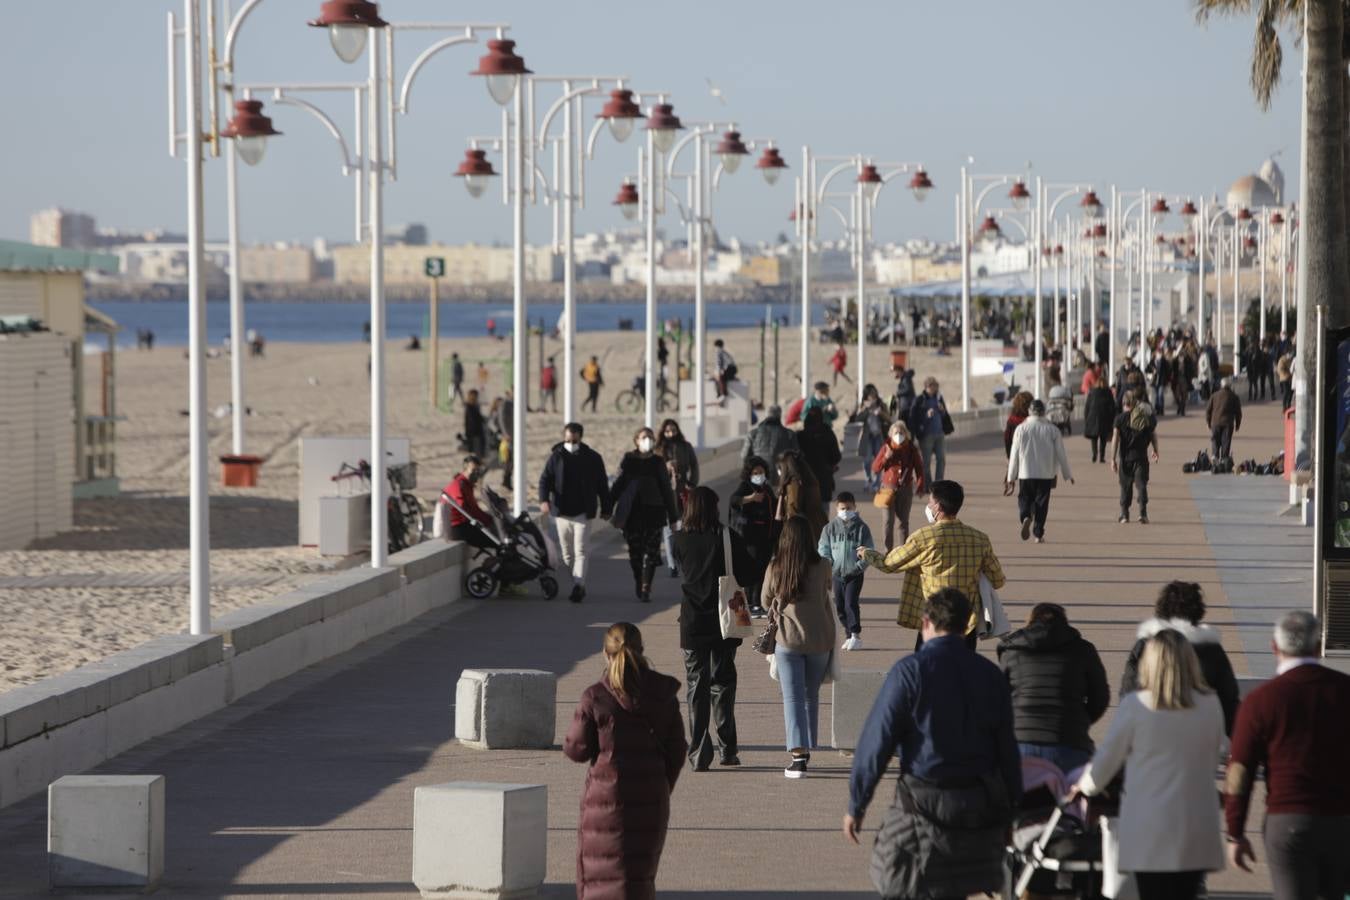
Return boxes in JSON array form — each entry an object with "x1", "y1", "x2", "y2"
[
  {"x1": 831, "y1": 670, "x2": 889, "y2": 751},
  {"x1": 455, "y1": 670, "x2": 556, "y2": 750},
  {"x1": 105, "y1": 664, "x2": 228, "y2": 759},
  {"x1": 412, "y1": 782, "x2": 546, "y2": 899},
  {"x1": 391, "y1": 539, "x2": 464, "y2": 583},
  {"x1": 317, "y1": 567, "x2": 401, "y2": 620},
  {"x1": 48, "y1": 775, "x2": 165, "y2": 892}
]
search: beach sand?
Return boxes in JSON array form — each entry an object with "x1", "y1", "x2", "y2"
[{"x1": 0, "y1": 323, "x2": 1000, "y2": 690}]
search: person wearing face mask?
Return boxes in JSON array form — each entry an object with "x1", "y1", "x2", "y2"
[
  {"x1": 656, "y1": 419, "x2": 700, "y2": 578},
  {"x1": 728, "y1": 456, "x2": 776, "y2": 618},
  {"x1": 817, "y1": 492, "x2": 875, "y2": 651},
  {"x1": 871, "y1": 421, "x2": 925, "y2": 550},
  {"x1": 443, "y1": 455, "x2": 496, "y2": 553},
  {"x1": 857, "y1": 480, "x2": 1005, "y2": 650},
  {"x1": 907, "y1": 377, "x2": 950, "y2": 484},
  {"x1": 774, "y1": 450, "x2": 828, "y2": 540},
  {"x1": 538, "y1": 423, "x2": 613, "y2": 603},
  {"x1": 851, "y1": 385, "x2": 891, "y2": 492},
  {"x1": 610, "y1": 428, "x2": 680, "y2": 602},
  {"x1": 802, "y1": 381, "x2": 839, "y2": 426}
]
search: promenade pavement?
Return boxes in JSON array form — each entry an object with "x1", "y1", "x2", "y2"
[{"x1": 0, "y1": 393, "x2": 1301, "y2": 897}]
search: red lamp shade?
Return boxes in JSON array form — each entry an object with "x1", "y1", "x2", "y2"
[
  {"x1": 1008, "y1": 180, "x2": 1031, "y2": 209},
  {"x1": 1236, "y1": 206, "x2": 1253, "y2": 221},
  {"x1": 645, "y1": 103, "x2": 684, "y2": 153},
  {"x1": 908, "y1": 168, "x2": 934, "y2": 203},
  {"x1": 979, "y1": 215, "x2": 1001, "y2": 238},
  {"x1": 1180, "y1": 200, "x2": 1199, "y2": 217},
  {"x1": 1155, "y1": 233, "x2": 1167, "y2": 244},
  {"x1": 1244, "y1": 236, "x2": 1258, "y2": 250},
  {"x1": 1097, "y1": 249, "x2": 1107, "y2": 258},
  {"x1": 1053, "y1": 244, "x2": 1064, "y2": 256},
  {"x1": 221, "y1": 99, "x2": 280, "y2": 166},
  {"x1": 309, "y1": 0, "x2": 386, "y2": 63},
  {"x1": 857, "y1": 163, "x2": 883, "y2": 200},
  {"x1": 455, "y1": 149, "x2": 498, "y2": 198},
  {"x1": 1271, "y1": 211, "x2": 1285, "y2": 226},
  {"x1": 1151, "y1": 197, "x2": 1170, "y2": 214},
  {"x1": 614, "y1": 182, "x2": 640, "y2": 220},
  {"x1": 471, "y1": 39, "x2": 531, "y2": 105},
  {"x1": 1080, "y1": 190, "x2": 1103, "y2": 218},
  {"x1": 596, "y1": 89, "x2": 644, "y2": 143},
  {"x1": 1092, "y1": 223, "x2": 1107, "y2": 241},
  {"x1": 716, "y1": 130, "x2": 749, "y2": 174},
  {"x1": 755, "y1": 147, "x2": 788, "y2": 186}
]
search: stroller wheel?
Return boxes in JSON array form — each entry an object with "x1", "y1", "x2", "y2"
[
  {"x1": 465, "y1": 565, "x2": 499, "y2": 599},
  {"x1": 539, "y1": 574, "x2": 559, "y2": 601}
]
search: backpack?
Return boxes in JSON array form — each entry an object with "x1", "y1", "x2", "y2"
[{"x1": 1129, "y1": 400, "x2": 1154, "y2": 432}]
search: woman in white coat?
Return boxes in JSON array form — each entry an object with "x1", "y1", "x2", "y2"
[{"x1": 1071, "y1": 629, "x2": 1224, "y2": 900}]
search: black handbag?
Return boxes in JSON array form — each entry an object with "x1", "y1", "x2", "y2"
[
  {"x1": 751, "y1": 611, "x2": 778, "y2": 655},
  {"x1": 940, "y1": 408, "x2": 955, "y2": 436}
]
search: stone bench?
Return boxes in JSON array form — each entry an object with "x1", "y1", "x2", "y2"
[
  {"x1": 49, "y1": 775, "x2": 164, "y2": 892},
  {"x1": 412, "y1": 781, "x2": 546, "y2": 899},
  {"x1": 831, "y1": 670, "x2": 888, "y2": 751},
  {"x1": 455, "y1": 669, "x2": 556, "y2": 750}
]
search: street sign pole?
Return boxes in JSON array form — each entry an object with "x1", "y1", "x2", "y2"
[{"x1": 425, "y1": 257, "x2": 445, "y2": 409}]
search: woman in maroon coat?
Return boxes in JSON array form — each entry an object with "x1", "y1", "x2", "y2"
[{"x1": 564, "y1": 622, "x2": 688, "y2": 900}]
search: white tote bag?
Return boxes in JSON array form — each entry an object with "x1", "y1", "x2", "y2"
[
  {"x1": 977, "y1": 573, "x2": 1012, "y2": 640},
  {"x1": 717, "y1": 527, "x2": 755, "y2": 640}
]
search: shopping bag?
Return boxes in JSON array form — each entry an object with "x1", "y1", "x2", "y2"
[
  {"x1": 1100, "y1": 816, "x2": 1138, "y2": 900},
  {"x1": 977, "y1": 573, "x2": 1012, "y2": 640},
  {"x1": 538, "y1": 512, "x2": 562, "y2": 569},
  {"x1": 432, "y1": 494, "x2": 452, "y2": 540},
  {"x1": 718, "y1": 527, "x2": 755, "y2": 640}
]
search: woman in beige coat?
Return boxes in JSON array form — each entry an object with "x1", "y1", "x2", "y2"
[{"x1": 763, "y1": 514, "x2": 836, "y2": 779}]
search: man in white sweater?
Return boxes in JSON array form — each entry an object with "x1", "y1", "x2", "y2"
[{"x1": 1005, "y1": 399, "x2": 1074, "y2": 543}]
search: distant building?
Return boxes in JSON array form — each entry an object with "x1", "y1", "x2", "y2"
[
  {"x1": 386, "y1": 223, "x2": 428, "y2": 246},
  {"x1": 1227, "y1": 157, "x2": 1284, "y2": 209},
  {"x1": 331, "y1": 242, "x2": 561, "y2": 285},
  {"x1": 240, "y1": 244, "x2": 315, "y2": 284},
  {"x1": 30, "y1": 208, "x2": 98, "y2": 250},
  {"x1": 113, "y1": 243, "x2": 228, "y2": 288}
]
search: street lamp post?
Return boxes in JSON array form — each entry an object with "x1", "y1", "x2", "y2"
[{"x1": 640, "y1": 101, "x2": 684, "y2": 428}]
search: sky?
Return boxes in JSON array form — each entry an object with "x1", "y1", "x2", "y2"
[{"x1": 0, "y1": 1, "x2": 1302, "y2": 250}]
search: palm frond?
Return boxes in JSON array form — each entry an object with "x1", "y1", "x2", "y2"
[
  {"x1": 1251, "y1": 0, "x2": 1286, "y2": 108},
  {"x1": 1195, "y1": 0, "x2": 1254, "y2": 25}
]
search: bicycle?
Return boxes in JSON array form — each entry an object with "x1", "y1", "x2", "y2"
[
  {"x1": 330, "y1": 458, "x2": 425, "y2": 555},
  {"x1": 615, "y1": 375, "x2": 678, "y2": 414}
]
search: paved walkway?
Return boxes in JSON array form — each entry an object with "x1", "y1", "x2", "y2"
[{"x1": 0, "y1": 396, "x2": 1301, "y2": 897}]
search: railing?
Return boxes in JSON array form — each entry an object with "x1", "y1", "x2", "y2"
[{"x1": 83, "y1": 416, "x2": 117, "y2": 481}]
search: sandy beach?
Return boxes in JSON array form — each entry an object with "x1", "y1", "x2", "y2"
[{"x1": 0, "y1": 322, "x2": 1000, "y2": 691}]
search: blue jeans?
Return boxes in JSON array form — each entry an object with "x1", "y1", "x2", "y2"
[
  {"x1": 1018, "y1": 741, "x2": 1092, "y2": 775},
  {"x1": 860, "y1": 432, "x2": 883, "y2": 489},
  {"x1": 919, "y1": 432, "x2": 946, "y2": 483},
  {"x1": 776, "y1": 648, "x2": 830, "y2": 752}
]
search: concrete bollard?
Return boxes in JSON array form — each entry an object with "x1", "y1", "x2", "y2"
[
  {"x1": 454, "y1": 669, "x2": 556, "y2": 750},
  {"x1": 412, "y1": 781, "x2": 546, "y2": 899},
  {"x1": 48, "y1": 775, "x2": 165, "y2": 893},
  {"x1": 831, "y1": 670, "x2": 889, "y2": 751}
]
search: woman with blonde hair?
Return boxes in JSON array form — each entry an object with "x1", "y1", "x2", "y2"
[
  {"x1": 870, "y1": 419, "x2": 925, "y2": 548},
  {"x1": 564, "y1": 622, "x2": 687, "y2": 899},
  {"x1": 1072, "y1": 629, "x2": 1225, "y2": 899}
]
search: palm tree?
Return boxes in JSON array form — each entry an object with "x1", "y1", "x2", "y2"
[{"x1": 1195, "y1": 0, "x2": 1348, "y2": 329}]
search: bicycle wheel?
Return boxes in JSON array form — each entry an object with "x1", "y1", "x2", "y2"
[
  {"x1": 615, "y1": 390, "x2": 643, "y2": 414},
  {"x1": 400, "y1": 493, "x2": 424, "y2": 546},
  {"x1": 658, "y1": 389, "x2": 679, "y2": 412},
  {"x1": 386, "y1": 498, "x2": 408, "y2": 553}
]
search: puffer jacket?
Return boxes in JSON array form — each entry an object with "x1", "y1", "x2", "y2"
[
  {"x1": 997, "y1": 619, "x2": 1110, "y2": 753},
  {"x1": 741, "y1": 416, "x2": 798, "y2": 482},
  {"x1": 563, "y1": 668, "x2": 688, "y2": 900},
  {"x1": 1120, "y1": 617, "x2": 1240, "y2": 735},
  {"x1": 817, "y1": 514, "x2": 874, "y2": 579}
]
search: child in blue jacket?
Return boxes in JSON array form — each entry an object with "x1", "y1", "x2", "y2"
[{"x1": 816, "y1": 491, "x2": 874, "y2": 650}]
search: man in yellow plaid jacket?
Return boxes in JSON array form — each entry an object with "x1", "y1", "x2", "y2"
[{"x1": 857, "y1": 480, "x2": 1005, "y2": 645}]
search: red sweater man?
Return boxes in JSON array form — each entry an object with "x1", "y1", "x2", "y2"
[
  {"x1": 830, "y1": 345, "x2": 851, "y2": 385},
  {"x1": 442, "y1": 459, "x2": 495, "y2": 552},
  {"x1": 1224, "y1": 611, "x2": 1350, "y2": 898}
]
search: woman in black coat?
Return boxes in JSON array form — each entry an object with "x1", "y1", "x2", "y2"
[
  {"x1": 997, "y1": 602, "x2": 1110, "y2": 774},
  {"x1": 797, "y1": 405, "x2": 842, "y2": 508},
  {"x1": 610, "y1": 427, "x2": 679, "y2": 602},
  {"x1": 462, "y1": 388, "x2": 488, "y2": 458},
  {"x1": 1120, "y1": 580, "x2": 1241, "y2": 734},
  {"x1": 672, "y1": 486, "x2": 742, "y2": 771},
  {"x1": 728, "y1": 456, "x2": 775, "y2": 618},
  {"x1": 1083, "y1": 382, "x2": 1116, "y2": 464}
]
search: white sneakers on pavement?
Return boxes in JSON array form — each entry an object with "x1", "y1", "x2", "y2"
[{"x1": 842, "y1": 635, "x2": 862, "y2": 651}]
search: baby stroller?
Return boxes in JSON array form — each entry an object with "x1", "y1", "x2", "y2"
[
  {"x1": 440, "y1": 485, "x2": 558, "y2": 600},
  {"x1": 1004, "y1": 757, "x2": 1114, "y2": 899}
]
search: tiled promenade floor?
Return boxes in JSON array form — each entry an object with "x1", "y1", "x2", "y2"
[{"x1": 0, "y1": 395, "x2": 1302, "y2": 897}]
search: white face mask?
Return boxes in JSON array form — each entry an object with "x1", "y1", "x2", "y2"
[
  {"x1": 892, "y1": 434, "x2": 906, "y2": 447},
  {"x1": 924, "y1": 504, "x2": 937, "y2": 524},
  {"x1": 750, "y1": 474, "x2": 766, "y2": 486},
  {"x1": 637, "y1": 437, "x2": 654, "y2": 453},
  {"x1": 837, "y1": 508, "x2": 855, "y2": 520},
  {"x1": 563, "y1": 441, "x2": 580, "y2": 454}
]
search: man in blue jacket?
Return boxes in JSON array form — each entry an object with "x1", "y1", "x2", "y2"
[
  {"x1": 845, "y1": 588, "x2": 1021, "y2": 899},
  {"x1": 538, "y1": 422, "x2": 611, "y2": 603}
]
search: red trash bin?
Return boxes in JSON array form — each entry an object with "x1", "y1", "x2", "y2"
[
  {"x1": 220, "y1": 454, "x2": 263, "y2": 487},
  {"x1": 1284, "y1": 408, "x2": 1295, "y2": 482}
]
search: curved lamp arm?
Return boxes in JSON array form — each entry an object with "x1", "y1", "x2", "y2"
[
  {"x1": 666, "y1": 124, "x2": 720, "y2": 180},
  {"x1": 271, "y1": 92, "x2": 359, "y2": 174},
  {"x1": 815, "y1": 160, "x2": 858, "y2": 206},
  {"x1": 398, "y1": 33, "x2": 478, "y2": 114},
  {"x1": 537, "y1": 83, "x2": 602, "y2": 147},
  {"x1": 222, "y1": 0, "x2": 267, "y2": 70}
]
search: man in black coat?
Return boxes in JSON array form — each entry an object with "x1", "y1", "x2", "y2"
[
  {"x1": 997, "y1": 603, "x2": 1110, "y2": 773},
  {"x1": 538, "y1": 422, "x2": 612, "y2": 603}
]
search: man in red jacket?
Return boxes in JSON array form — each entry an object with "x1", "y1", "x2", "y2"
[
  {"x1": 443, "y1": 455, "x2": 495, "y2": 553},
  {"x1": 1224, "y1": 610, "x2": 1350, "y2": 899},
  {"x1": 830, "y1": 343, "x2": 852, "y2": 386}
]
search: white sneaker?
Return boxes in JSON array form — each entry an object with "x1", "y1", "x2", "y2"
[
  {"x1": 841, "y1": 636, "x2": 853, "y2": 650},
  {"x1": 849, "y1": 635, "x2": 862, "y2": 650}
]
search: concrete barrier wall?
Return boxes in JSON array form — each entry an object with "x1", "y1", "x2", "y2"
[{"x1": 0, "y1": 540, "x2": 467, "y2": 810}]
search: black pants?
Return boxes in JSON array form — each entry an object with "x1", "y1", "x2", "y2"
[
  {"x1": 1264, "y1": 813, "x2": 1350, "y2": 900},
  {"x1": 582, "y1": 382, "x2": 600, "y2": 411},
  {"x1": 1119, "y1": 459, "x2": 1149, "y2": 517},
  {"x1": 1088, "y1": 433, "x2": 1109, "y2": 462},
  {"x1": 833, "y1": 572, "x2": 864, "y2": 636},
  {"x1": 1211, "y1": 424, "x2": 1234, "y2": 460},
  {"x1": 1135, "y1": 870, "x2": 1204, "y2": 900},
  {"x1": 1017, "y1": 478, "x2": 1053, "y2": 538},
  {"x1": 1264, "y1": 368, "x2": 1277, "y2": 399},
  {"x1": 451, "y1": 522, "x2": 496, "y2": 555},
  {"x1": 683, "y1": 642, "x2": 739, "y2": 769},
  {"x1": 1249, "y1": 371, "x2": 1260, "y2": 400},
  {"x1": 1281, "y1": 379, "x2": 1294, "y2": 411},
  {"x1": 623, "y1": 521, "x2": 663, "y2": 592}
]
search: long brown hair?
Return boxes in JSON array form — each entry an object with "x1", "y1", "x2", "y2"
[
  {"x1": 604, "y1": 622, "x2": 649, "y2": 701},
  {"x1": 766, "y1": 515, "x2": 816, "y2": 604},
  {"x1": 682, "y1": 485, "x2": 720, "y2": 533}
]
